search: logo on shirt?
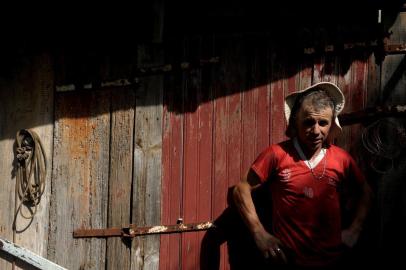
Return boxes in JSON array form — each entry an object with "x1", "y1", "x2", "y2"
[
  {"x1": 327, "y1": 177, "x2": 339, "y2": 187},
  {"x1": 303, "y1": 186, "x2": 314, "y2": 198},
  {"x1": 280, "y1": 169, "x2": 291, "y2": 182}
]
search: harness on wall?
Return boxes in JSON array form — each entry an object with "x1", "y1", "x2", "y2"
[{"x1": 14, "y1": 129, "x2": 47, "y2": 229}]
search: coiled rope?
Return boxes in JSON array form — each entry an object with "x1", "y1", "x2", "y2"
[
  {"x1": 14, "y1": 129, "x2": 47, "y2": 225},
  {"x1": 361, "y1": 119, "x2": 406, "y2": 173}
]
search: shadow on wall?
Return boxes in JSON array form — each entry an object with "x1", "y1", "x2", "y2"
[
  {"x1": 200, "y1": 184, "x2": 274, "y2": 270},
  {"x1": 0, "y1": 0, "x2": 404, "y2": 140}
]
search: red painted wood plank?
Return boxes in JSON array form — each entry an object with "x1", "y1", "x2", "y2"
[
  {"x1": 196, "y1": 77, "x2": 214, "y2": 268},
  {"x1": 256, "y1": 84, "x2": 270, "y2": 154},
  {"x1": 270, "y1": 55, "x2": 286, "y2": 145},
  {"x1": 349, "y1": 58, "x2": 368, "y2": 152},
  {"x1": 299, "y1": 56, "x2": 313, "y2": 89},
  {"x1": 322, "y1": 54, "x2": 339, "y2": 84},
  {"x1": 313, "y1": 55, "x2": 324, "y2": 84},
  {"x1": 336, "y1": 54, "x2": 353, "y2": 150},
  {"x1": 182, "y1": 74, "x2": 200, "y2": 270},
  {"x1": 160, "y1": 75, "x2": 183, "y2": 270},
  {"x1": 242, "y1": 88, "x2": 256, "y2": 177},
  {"x1": 213, "y1": 93, "x2": 229, "y2": 270},
  {"x1": 254, "y1": 44, "x2": 271, "y2": 154}
]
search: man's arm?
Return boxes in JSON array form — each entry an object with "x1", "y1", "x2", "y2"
[
  {"x1": 232, "y1": 169, "x2": 287, "y2": 262},
  {"x1": 341, "y1": 180, "x2": 374, "y2": 247}
]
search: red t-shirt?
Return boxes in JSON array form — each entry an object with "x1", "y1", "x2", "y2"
[{"x1": 251, "y1": 140, "x2": 365, "y2": 267}]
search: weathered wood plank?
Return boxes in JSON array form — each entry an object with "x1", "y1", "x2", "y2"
[
  {"x1": 366, "y1": 51, "x2": 380, "y2": 107},
  {"x1": 50, "y1": 91, "x2": 110, "y2": 270},
  {"x1": 106, "y1": 88, "x2": 135, "y2": 270},
  {"x1": 0, "y1": 53, "x2": 53, "y2": 270},
  {"x1": 132, "y1": 44, "x2": 163, "y2": 270},
  {"x1": 381, "y1": 12, "x2": 406, "y2": 105}
]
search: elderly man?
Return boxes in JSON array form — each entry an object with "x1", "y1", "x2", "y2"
[{"x1": 233, "y1": 82, "x2": 373, "y2": 269}]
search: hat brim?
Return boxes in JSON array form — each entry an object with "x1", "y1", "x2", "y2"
[{"x1": 284, "y1": 82, "x2": 345, "y2": 130}]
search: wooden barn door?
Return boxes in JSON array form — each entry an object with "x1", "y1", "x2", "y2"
[
  {"x1": 160, "y1": 34, "x2": 371, "y2": 270},
  {"x1": 49, "y1": 45, "x2": 163, "y2": 270}
]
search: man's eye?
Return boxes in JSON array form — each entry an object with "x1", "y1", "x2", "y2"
[
  {"x1": 319, "y1": 120, "x2": 329, "y2": 126},
  {"x1": 303, "y1": 119, "x2": 315, "y2": 126}
]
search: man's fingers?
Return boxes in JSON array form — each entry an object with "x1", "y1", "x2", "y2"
[
  {"x1": 269, "y1": 248, "x2": 277, "y2": 258},
  {"x1": 276, "y1": 247, "x2": 288, "y2": 263}
]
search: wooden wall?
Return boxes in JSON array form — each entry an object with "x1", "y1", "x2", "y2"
[{"x1": 0, "y1": 5, "x2": 405, "y2": 270}]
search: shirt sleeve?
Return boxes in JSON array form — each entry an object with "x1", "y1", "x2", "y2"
[{"x1": 251, "y1": 146, "x2": 276, "y2": 183}]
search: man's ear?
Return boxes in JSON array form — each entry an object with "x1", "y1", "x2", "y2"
[{"x1": 327, "y1": 124, "x2": 341, "y2": 144}]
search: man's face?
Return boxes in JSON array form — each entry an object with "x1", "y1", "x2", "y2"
[{"x1": 296, "y1": 103, "x2": 333, "y2": 155}]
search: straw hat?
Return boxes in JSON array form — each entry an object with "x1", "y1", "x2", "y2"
[{"x1": 284, "y1": 82, "x2": 345, "y2": 130}]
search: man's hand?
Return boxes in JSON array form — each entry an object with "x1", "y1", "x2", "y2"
[
  {"x1": 341, "y1": 227, "x2": 361, "y2": 248},
  {"x1": 253, "y1": 229, "x2": 288, "y2": 263}
]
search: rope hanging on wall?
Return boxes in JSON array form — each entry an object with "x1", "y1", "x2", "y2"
[
  {"x1": 361, "y1": 119, "x2": 406, "y2": 174},
  {"x1": 14, "y1": 129, "x2": 47, "y2": 224}
]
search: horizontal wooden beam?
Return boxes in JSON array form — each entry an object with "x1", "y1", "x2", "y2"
[
  {"x1": 0, "y1": 238, "x2": 67, "y2": 270},
  {"x1": 56, "y1": 57, "x2": 220, "y2": 92},
  {"x1": 339, "y1": 105, "x2": 406, "y2": 126}
]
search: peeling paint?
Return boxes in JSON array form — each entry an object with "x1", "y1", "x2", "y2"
[{"x1": 148, "y1": 226, "x2": 168, "y2": 234}]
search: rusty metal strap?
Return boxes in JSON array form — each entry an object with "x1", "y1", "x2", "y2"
[{"x1": 73, "y1": 221, "x2": 214, "y2": 239}]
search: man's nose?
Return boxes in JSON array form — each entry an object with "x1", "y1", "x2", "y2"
[{"x1": 311, "y1": 124, "x2": 321, "y2": 134}]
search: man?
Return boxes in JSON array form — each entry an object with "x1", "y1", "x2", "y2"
[{"x1": 233, "y1": 82, "x2": 373, "y2": 269}]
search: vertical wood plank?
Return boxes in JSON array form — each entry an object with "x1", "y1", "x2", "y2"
[
  {"x1": 242, "y1": 40, "x2": 257, "y2": 175},
  {"x1": 366, "y1": 51, "x2": 380, "y2": 107},
  {"x1": 322, "y1": 53, "x2": 339, "y2": 84},
  {"x1": 160, "y1": 41, "x2": 184, "y2": 270},
  {"x1": 181, "y1": 70, "x2": 200, "y2": 270},
  {"x1": 349, "y1": 58, "x2": 368, "y2": 152},
  {"x1": 312, "y1": 55, "x2": 324, "y2": 84},
  {"x1": 254, "y1": 40, "x2": 271, "y2": 154},
  {"x1": 0, "y1": 53, "x2": 53, "y2": 270},
  {"x1": 106, "y1": 88, "x2": 134, "y2": 270},
  {"x1": 270, "y1": 53, "x2": 286, "y2": 144},
  {"x1": 196, "y1": 40, "x2": 214, "y2": 270},
  {"x1": 299, "y1": 55, "x2": 314, "y2": 89},
  {"x1": 132, "y1": 44, "x2": 163, "y2": 270},
  {"x1": 381, "y1": 12, "x2": 406, "y2": 104},
  {"x1": 50, "y1": 91, "x2": 110, "y2": 270},
  {"x1": 181, "y1": 36, "x2": 204, "y2": 270},
  {"x1": 227, "y1": 36, "x2": 243, "y2": 188},
  {"x1": 336, "y1": 53, "x2": 353, "y2": 150},
  {"x1": 212, "y1": 35, "x2": 229, "y2": 270}
]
